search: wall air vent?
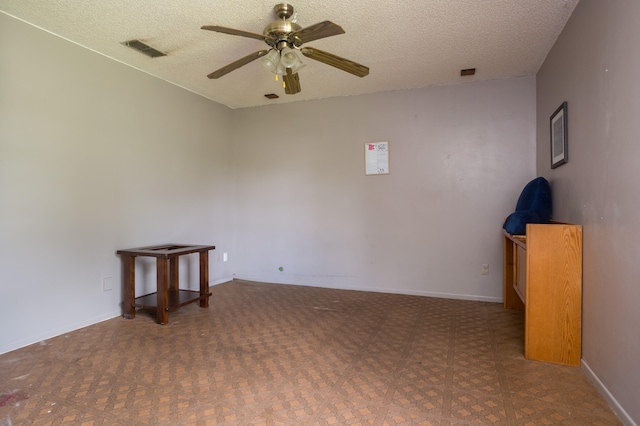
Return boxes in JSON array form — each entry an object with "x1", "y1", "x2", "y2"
[
  {"x1": 122, "y1": 39, "x2": 166, "y2": 58},
  {"x1": 460, "y1": 68, "x2": 476, "y2": 76}
]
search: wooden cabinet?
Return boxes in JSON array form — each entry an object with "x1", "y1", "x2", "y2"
[{"x1": 503, "y1": 223, "x2": 582, "y2": 366}]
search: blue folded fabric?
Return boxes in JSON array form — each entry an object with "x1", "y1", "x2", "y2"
[{"x1": 503, "y1": 177, "x2": 552, "y2": 235}]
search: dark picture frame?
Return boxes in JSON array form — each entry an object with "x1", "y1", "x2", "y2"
[{"x1": 550, "y1": 101, "x2": 568, "y2": 168}]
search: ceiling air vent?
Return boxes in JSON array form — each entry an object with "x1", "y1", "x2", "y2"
[
  {"x1": 123, "y1": 39, "x2": 166, "y2": 58},
  {"x1": 460, "y1": 68, "x2": 476, "y2": 76},
  {"x1": 264, "y1": 94, "x2": 279, "y2": 99}
]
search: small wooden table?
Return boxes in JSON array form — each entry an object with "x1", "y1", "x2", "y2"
[{"x1": 116, "y1": 244, "x2": 215, "y2": 324}]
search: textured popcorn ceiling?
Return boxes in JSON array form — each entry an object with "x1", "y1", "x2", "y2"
[{"x1": 0, "y1": 0, "x2": 578, "y2": 109}]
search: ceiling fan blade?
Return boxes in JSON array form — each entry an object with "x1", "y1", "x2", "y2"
[
  {"x1": 207, "y1": 50, "x2": 269, "y2": 79},
  {"x1": 292, "y1": 21, "x2": 345, "y2": 45},
  {"x1": 201, "y1": 25, "x2": 274, "y2": 42},
  {"x1": 283, "y1": 68, "x2": 301, "y2": 94},
  {"x1": 300, "y1": 47, "x2": 369, "y2": 77}
]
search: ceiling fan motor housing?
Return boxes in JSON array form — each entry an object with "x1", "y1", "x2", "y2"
[{"x1": 263, "y1": 20, "x2": 301, "y2": 50}]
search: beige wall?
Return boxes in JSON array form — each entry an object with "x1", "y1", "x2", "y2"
[
  {"x1": 232, "y1": 78, "x2": 536, "y2": 298},
  {"x1": 536, "y1": 1, "x2": 640, "y2": 424},
  {"x1": 0, "y1": 13, "x2": 236, "y2": 353}
]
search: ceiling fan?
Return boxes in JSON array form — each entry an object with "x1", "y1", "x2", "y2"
[{"x1": 201, "y1": 3, "x2": 369, "y2": 95}]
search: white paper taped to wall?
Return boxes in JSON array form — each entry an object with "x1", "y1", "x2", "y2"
[{"x1": 365, "y1": 141, "x2": 389, "y2": 175}]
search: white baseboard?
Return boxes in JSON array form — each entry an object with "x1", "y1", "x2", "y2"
[
  {"x1": 2, "y1": 278, "x2": 234, "y2": 355},
  {"x1": 231, "y1": 274, "x2": 503, "y2": 303},
  {"x1": 210, "y1": 276, "x2": 234, "y2": 286},
  {"x1": 581, "y1": 359, "x2": 636, "y2": 426},
  {"x1": 0, "y1": 310, "x2": 121, "y2": 355}
]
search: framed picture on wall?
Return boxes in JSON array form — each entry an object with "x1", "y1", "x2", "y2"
[{"x1": 550, "y1": 101, "x2": 568, "y2": 168}]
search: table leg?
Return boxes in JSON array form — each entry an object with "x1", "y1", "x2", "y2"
[
  {"x1": 169, "y1": 256, "x2": 179, "y2": 292},
  {"x1": 122, "y1": 255, "x2": 136, "y2": 319},
  {"x1": 200, "y1": 251, "x2": 210, "y2": 308},
  {"x1": 156, "y1": 258, "x2": 169, "y2": 324}
]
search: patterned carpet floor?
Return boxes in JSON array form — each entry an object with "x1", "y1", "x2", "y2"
[{"x1": 0, "y1": 280, "x2": 621, "y2": 425}]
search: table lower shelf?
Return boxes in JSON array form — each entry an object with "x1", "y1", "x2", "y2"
[{"x1": 134, "y1": 289, "x2": 212, "y2": 312}]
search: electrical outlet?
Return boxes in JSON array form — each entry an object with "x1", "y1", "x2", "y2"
[
  {"x1": 223, "y1": 252, "x2": 228, "y2": 262},
  {"x1": 481, "y1": 264, "x2": 489, "y2": 275},
  {"x1": 103, "y1": 276, "x2": 113, "y2": 291}
]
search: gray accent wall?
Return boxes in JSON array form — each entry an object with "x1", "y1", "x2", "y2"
[{"x1": 536, "y1": 1, "x2": 640, "y2": 424}]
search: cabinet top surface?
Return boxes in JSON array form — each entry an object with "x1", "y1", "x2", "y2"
[
  {"x1": 503, "y1": 222, "x2": 582, "y2": 249},
  {"x1": 503, "y1": 229, "x2": 527, "y2": 246}
]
